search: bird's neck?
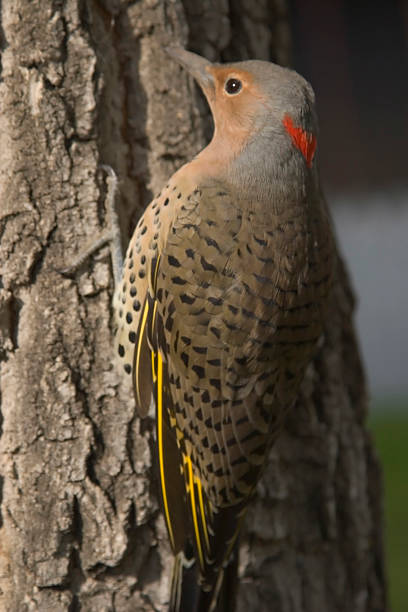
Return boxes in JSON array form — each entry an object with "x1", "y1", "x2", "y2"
[{"x1": 191, "y1": 132, "x2": 319, "y2": 206}]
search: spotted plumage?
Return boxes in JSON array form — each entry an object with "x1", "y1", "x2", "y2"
[{"x1": 113, "y1": 48, "x2": 334, "y2": 611}]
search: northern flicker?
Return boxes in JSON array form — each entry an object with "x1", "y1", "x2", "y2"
[{"x1": 113, "y1": 47, "x2": 333, "y2": 611}]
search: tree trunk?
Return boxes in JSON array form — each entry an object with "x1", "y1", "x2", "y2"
[{"x1": 0, "y1": 1, "x2": 387, "y2": 611}]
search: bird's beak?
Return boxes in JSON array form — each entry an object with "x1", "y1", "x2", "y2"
[{"x1": 165, "y1": 47, "x2": 215, "y2": 97}]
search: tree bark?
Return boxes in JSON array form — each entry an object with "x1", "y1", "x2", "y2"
[{"x1": 0, "y1": 1, "x2": 387, "y2": 611}]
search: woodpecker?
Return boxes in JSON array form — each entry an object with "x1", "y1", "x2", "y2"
[{"x1": 113, "y1": 47, "x2": 333, "y2": 611}]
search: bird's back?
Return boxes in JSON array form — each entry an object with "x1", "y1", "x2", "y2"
[{"x1": 154, "y1": 171, "x2": 332, "y2": 506}]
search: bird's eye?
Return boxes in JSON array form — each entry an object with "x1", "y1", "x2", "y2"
[{"x1": 225, "y1": 78, "x2": 242, "y2": 95}]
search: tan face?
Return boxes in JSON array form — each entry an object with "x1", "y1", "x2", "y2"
[{"x1": 203, "y1": 66, "x2": 268, "y2": 147}]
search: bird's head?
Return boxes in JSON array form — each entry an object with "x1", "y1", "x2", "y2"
[{"x1": 166, "y1": 47, "x2": 318, "y2": 187}]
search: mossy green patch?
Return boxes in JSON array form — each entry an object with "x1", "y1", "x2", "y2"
[{"x1": 370, "y1": 411, "x2": 408, "y2": 612}]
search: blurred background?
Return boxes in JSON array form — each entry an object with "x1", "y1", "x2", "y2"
[{"x1": 289, "y1": 0, "x2": 407, "y2": 609}]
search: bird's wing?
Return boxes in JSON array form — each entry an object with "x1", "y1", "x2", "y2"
[
  {"x1": 114, "y1": 177, "x2": 331, "y2": 592},
  {"x1": 151, "y1": 182, "x2": 307, "y2": 582}
]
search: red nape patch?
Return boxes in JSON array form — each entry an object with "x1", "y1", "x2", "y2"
[{"x1": 282, "y1": 114, "x2": 316, "y2": 168}]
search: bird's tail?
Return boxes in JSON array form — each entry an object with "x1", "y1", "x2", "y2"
[
  {"x1": 169, "y1": 550, "x2": 197, "y2": 612},
  {"x1": 169, "y1": 545, "x2": 239, "y2": 612}
]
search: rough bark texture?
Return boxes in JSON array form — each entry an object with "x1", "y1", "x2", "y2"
[{"x1": 0, "y1": 1, "x2": 386, "y2": 611}]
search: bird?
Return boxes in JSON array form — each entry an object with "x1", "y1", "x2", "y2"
[{"x1": 112, "y1": 47, "x2": 334, "y2": 611}]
